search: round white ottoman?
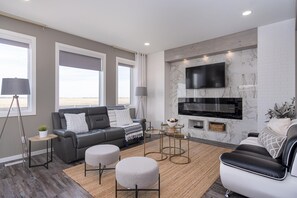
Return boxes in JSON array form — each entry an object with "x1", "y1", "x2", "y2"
[
  {"x1": 84, "y1": 144, "x2": 120, "y2": 184},
  {"x1": 115, "y1": 157, "x2": 160, "y2": 198}
]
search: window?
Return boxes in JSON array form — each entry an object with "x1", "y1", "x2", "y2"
[
  {"x1": 116, "y1": 57, "x2": 135, "y2": 105},
  {"x1": 0, "y1": 29, "x2": 36, "y2": 116},
  {"x1": 56, "y1": 43, "x2": 106, "y2": 109}
]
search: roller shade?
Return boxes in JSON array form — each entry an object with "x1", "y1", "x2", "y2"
[
  {"x1": 59, "y1": 50, "x2": 102, "y2": 71},
  {"x1": 119, "y1": 63, "x2": 134, "y2": 68},
  {"x1": 0, "y1": 38, "x2": 29, "y2": 48}
]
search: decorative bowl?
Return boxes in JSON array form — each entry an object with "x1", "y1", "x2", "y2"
[{"x1": 167, "y1": 118, "x2": 178, "y2": 128}]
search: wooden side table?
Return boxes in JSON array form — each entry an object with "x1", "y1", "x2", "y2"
[{"x1": 28, "y1": 134, "x2": 57, "y2": 169}]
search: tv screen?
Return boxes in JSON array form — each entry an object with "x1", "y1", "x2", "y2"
[{"x1": 186, "y1": 62, "x2": 225, "y2": 89}]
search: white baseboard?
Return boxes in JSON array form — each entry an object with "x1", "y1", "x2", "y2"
[{"x1": 0, "y1": 149, "x2": 48, "y2": 164}]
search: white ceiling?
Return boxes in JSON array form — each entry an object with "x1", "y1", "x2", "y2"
[{"x1": 0, "y1": 0, "x2": 295, "y2": 54}]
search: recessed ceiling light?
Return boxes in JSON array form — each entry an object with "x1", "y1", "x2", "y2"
[
  {"x1": 242, "y1": 10, "x2": 252, "y2": 16},
  {"x1": 144, "y1": 42, "x2": 150, "y2": 46},
  {"x1": 23, "y1": 0, "x2": 31, "y2": 2}
]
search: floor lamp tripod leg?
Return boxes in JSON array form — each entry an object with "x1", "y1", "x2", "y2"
[
  {"x1": 140, "y1": 97, "x2": 144, "y2": 119},
  {"x1": 15, "y1": 96, "x2": 28, "y2": 165},
  {"x1": 0, "y1": 97, "x2": 15, "y2": 140}
]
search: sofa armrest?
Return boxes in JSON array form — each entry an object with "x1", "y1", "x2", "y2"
[
  {"x1": 248, "y1": 132, "x2": 259, "y2": 137},
  {"x1": 220, "y1": 152, "x2": 286, "y2": 180},
  {"x1": 53, "y1": 129, "x2": 75, "y2": 138},
  {"x1": 53, "y1": 129, "x2": 78, "y2": 148},
  {"x1": 133, "y1": 118, "x2": 146, "y2": 131}
]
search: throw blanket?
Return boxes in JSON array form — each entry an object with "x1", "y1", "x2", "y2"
[{"x1": 121, "y1": 123, "x2": 143, "y2": 141}]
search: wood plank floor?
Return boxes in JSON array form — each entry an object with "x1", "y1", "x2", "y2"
[
  {"x1": 64, "y1": 138, "x2": 231, "y2": 198},
  {"x1": 0, "y1": 138, "x2": 235, "y2": 198}
]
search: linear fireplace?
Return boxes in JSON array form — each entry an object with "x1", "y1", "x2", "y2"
[{"x1": 178, "y1": 98, "x2": 242, "y2": 120}]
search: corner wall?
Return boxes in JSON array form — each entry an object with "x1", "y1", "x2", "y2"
[
  {"x1": 257, "y1": 19, "x2": 296, "y2": 130},
  {"x1": 147, "y1": 51, "x2": 166, "y2": 127}
]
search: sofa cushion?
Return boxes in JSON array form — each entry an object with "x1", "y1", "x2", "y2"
[
  {"x1": 236, "y1": 144, "x2": 271, "y2": 157},
  {"x1": 104, "y1": 127, "x2": 125, "y2": 141},
  {"x1": 88, "y1": 114, "x2": 110, "y2": 129},
  {"x1": 258, "y1": 127, "x2": 287, "y2": 159},
  {"x1": 87, "y1": 107, "x2": 110, "y2": 129},
  {"x1": 75, "y1": 129, "x2": 106, "y2": 149}
]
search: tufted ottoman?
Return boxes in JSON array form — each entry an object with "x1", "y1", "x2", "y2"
[
  {"x1": 115, "y1": 157, "x2": 160, "y2": 198},
  {"x1": 84, "y1": 144, "x2": 120, "y2": 184}
]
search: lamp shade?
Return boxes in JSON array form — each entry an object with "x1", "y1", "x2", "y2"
[
  {"x1": 1, "y1": 78, "x2": 30, "y2": 95},
  {"x1": 135, "y1": 86, "x2": 147, "y2": 96}
]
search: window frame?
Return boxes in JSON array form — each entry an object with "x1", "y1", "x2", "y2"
[
  {"x1": 55, "y1": 43, "x2": 106, "y2": 111},
  {"x1": 0, "y1": 29, "x2": 36, "y2": 117},
  {"x1": 116, "y1": 57, "x2": 135, "y2": 106}
]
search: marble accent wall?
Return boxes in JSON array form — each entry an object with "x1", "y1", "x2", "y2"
[{"x1": 169, "y1": 48, "x2": 257, "y2": 144}]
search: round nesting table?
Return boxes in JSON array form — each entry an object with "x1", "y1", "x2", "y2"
[
  {"x1": 161, "y1": 123, "x2": 191, "y2": 165},
  {"x1": 143, "y1": 128, "x2": 167, "y2": 161}
]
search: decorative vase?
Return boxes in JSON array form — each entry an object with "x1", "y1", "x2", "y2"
[{"x1": 39, "y1": 130, "x2": 48, "y2": 138}]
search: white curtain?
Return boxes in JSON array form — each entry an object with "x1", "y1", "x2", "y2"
[{"x1": 134, "y1": 53, "x2": 147, "y2": 118}]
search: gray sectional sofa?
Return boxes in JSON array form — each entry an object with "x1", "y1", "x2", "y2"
[{"x1": 52, "y1": 106, "x2": 145, "y2": 163}]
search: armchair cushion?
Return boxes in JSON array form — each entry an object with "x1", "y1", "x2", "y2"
[
  {"x1": 221, "y1": 152, "x2": 287, "y2": 180},
  {"x1": 75, "y1": 129, "x2": 106, "y2": 149}
]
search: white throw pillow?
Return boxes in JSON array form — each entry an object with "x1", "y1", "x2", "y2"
[
  {"x1": 64, "y1": 113, "x2": 89, "y2": 133},
  {"x1": 115, "y1": 109, "x2": 133, "y2": 127},
  {"x1": 267, "y1": 118, "x2": 291, "y2": 136}
]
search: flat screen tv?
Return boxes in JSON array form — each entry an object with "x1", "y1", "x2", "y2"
[{"x1": 186, "y1": 62, "x2": 225, "y2": 89}]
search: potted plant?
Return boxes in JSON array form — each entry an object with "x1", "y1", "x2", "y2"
[
  {"x1": 38, "y1": 125, "x2": 48, "y2": 138},
  {"x1": 266, "y1": 97, "x2": 296, "y2": 121}
]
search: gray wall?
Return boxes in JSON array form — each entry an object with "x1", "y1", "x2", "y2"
[{"x1": 0, "y1": 16, "x2": 134, "y2": 159}]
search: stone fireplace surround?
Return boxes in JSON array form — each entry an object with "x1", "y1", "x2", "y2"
[{"x1": 168, "y1": 48, "x2": 257, "y2": 145}]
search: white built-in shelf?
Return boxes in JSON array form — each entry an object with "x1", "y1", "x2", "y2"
[{"x1": 188, "y1": 119, "x2": 205, "y2": 131}]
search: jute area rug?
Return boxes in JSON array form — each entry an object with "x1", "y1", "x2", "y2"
[{"x1": 63, "y1": 139, "x2": 231, "y2": 198}]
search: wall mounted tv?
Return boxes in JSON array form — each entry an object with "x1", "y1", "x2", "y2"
[{"x1": 186, "y1": 62, "x2": 225, "y2": 89}]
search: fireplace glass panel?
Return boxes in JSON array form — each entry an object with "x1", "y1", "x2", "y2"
[{"x1": 178, "y1": 98, "x2": 242, "y2": 120}]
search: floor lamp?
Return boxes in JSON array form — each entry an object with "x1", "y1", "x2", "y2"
[
  {"x1": 0, "y1": 78, "x2": 30, "y2": 165},
  {"x1": 136, "y1": 86, "x2": 147, "y2": 119}
]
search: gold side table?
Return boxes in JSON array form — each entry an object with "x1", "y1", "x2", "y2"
[
  {"x1": 143, "y1": 128, "x2": 167, "y2": 161},
  {"x1": 161, "y1": 123, "x2": 191, "y2": 164},
  {"x1": 28, "y1": 134, "x2": 57, "y2": 169}
]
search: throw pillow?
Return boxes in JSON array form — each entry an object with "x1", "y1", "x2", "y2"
[
  {"x1": 258, "y1": 127, "x2": 287, "y2": 159},
  {"x1": 115, "y1": 109, "x2": 133, "y2": 127},
  {"x1": 267, "y1": 118, "x2": 291, "y2": 136},
  {"x1": 64, "y1": 113, "x2": 89, "y2": 133}
]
